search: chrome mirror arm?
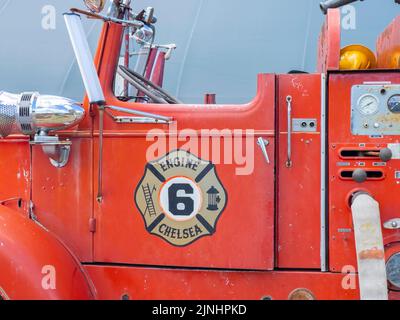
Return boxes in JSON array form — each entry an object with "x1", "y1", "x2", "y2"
[
  {"x1": 102, "y1": 14, "x2": 144, "y2": 28},
  {"x1": 70, "y1": 8, "x2": 144, "y2": 28},
  {"x1": 105, "y1": 105, "x2": 173, "y2": 123}
]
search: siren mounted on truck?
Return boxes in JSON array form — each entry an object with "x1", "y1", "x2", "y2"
[
  {"x1": 0, "y1": 92, "x2": 84, "y2": 139},
  {"x1": 0, "y1": 92, "x2": 85, "y2": 168}
]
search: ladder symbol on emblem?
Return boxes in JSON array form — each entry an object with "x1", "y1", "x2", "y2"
[{"x1": 142, "y1": 184, "x2": 157, "y2": 217}]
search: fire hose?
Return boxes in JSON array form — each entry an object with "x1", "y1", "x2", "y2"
[{"x1": 351, "y1": 192, "x2": 388, "y2": 300}]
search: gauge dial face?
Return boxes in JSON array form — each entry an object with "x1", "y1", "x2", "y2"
[
  {"x1": 388, "y1": 95, "x2": 400, "y2": 113},
  {"x1": 357, "y1": 94, "x2": 379, "y2": 116}
]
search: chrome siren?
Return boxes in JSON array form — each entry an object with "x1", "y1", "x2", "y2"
[{"x1": 0, "y1": 91, "x2": 85, "y2": 138}]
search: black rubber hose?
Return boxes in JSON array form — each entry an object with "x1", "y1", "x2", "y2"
[
  {"x1": 320, "y1": 0, "x2": 360, "y2": 14},
  {"x1": 117, "y1": 65, "x2": 182, "y2": 104}
]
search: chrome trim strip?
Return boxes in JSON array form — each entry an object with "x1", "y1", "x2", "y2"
[
  {"x1": 106, "y1": 105, "x2": 172, "y2": 123},
  {"x1": 320, "y1": 73, "x2": 327, "y2": 272},
  {"x1": 286, "y1": 96, "x2": 293, "y2": 168},
  {"x1": 114, "y1": 116, "x2": 169, "y2": 124}
]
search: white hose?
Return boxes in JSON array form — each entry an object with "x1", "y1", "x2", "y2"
[{"x1": 351, "y1": 193, "x2": 388, "y2": 300}]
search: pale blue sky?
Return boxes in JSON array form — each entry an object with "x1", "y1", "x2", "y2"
[{"x1": 0, "y1": 0, "x2": 398, "y2": 103}]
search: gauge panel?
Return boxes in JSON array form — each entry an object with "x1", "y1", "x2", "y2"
[{"x1": 351, "y1": 84, "x2": 400, "y2": 136}]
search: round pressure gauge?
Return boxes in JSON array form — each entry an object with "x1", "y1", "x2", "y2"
[
  {"x1": 388, "y1": 95, "x2": 400, "y2": 113},
  {"x1": 387, "y1": 253, "x2": 400, "y2": 288},
  {"x1": 357, "y1": 94, "x2": 380, "y2": 116}
]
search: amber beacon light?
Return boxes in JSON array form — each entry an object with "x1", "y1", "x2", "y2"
[{"x1": 339, "y1": 45, "x2": 377, "y2": 70}]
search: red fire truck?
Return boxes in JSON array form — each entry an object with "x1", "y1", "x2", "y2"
[{"x1": 0, "y1": 0, "x2": 399, "y2": 300}]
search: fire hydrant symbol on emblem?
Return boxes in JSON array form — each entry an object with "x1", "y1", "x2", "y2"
[{"x1": 135, "y1": 150, "x2": 227, "y2": 246}]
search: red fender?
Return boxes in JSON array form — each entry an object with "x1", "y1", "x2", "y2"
[{"x1": 0, "y1": 205, "x2": 95, "y2": 300}]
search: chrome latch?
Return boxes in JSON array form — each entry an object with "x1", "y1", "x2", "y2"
[
  {"x1": 257, "y1": 137, "x2": 270, "y2": 164},
  {"x1": 384, "y1": 218, "x2": 400, "y2": 230},
  {"x1": 30, "y1": 133, "x2": 72, "y2": 168}
]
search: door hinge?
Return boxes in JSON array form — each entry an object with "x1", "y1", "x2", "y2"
[{"x1": 89, "y1": 218, "x2": 97, "y2": 233}]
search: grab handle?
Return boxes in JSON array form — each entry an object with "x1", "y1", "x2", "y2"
[{"x1": 286, "y1": 96, "x2": 293, "y2": 168}]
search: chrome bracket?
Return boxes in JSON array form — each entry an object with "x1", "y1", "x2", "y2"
[{"x1": 30, "y1": 134, "x2": 72, "y2": 168}]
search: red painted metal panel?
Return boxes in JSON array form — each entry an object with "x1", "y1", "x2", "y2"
[
  {"x1": 150, "y1": 51, "x2": 166, "y2": 87},
  {"x1": 93, "y1": 137, "x2": 274, "y2": 269},
  {"x1": 277, "y1": 74, "x2": 322, "y2": 269},
  {"x1": 31, "y1": 138, "x2": 93, "y2": 261},
  {"x1": 317, "y1": 9, "x2": 341, "y2": 73},
  {"x1": 85, "y1": 265, "x2": 359, "y2": 300},
  {"x1": 0, "y1": 205, "x2": 94, "y2": 300},
  {"x1": 0, "y1": 138, "x2": 30, "y2": 213},
  {"x1": 328, "y1": 72, "x2": 400, "y2": 273},
  {"x1": 0, "y1": 137, "x2": 31, "y2": 213},
  {"x1": 376, "y1": 16, "x2": 400, "y2": 69}
]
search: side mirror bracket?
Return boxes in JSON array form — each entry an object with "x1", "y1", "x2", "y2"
[{"x1": 30, "y1": 134, "x2": 72, "y2": 168}]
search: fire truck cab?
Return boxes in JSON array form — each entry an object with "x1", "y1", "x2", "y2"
[{"x1": 0, "y1": 0, "x2": 399, "y2": 300}]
